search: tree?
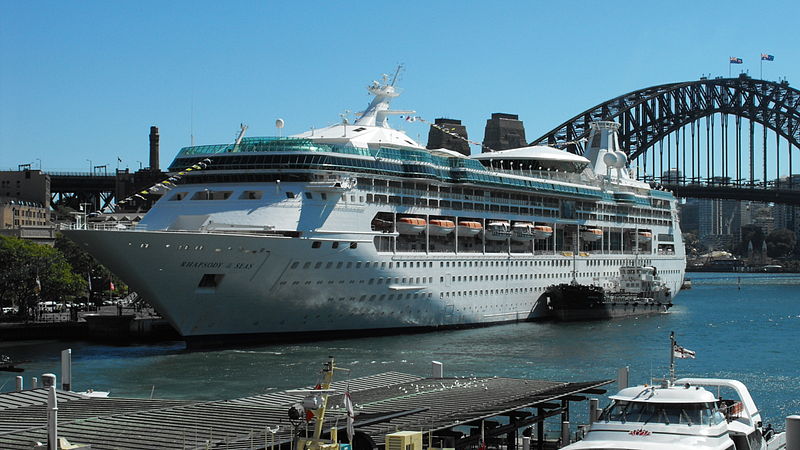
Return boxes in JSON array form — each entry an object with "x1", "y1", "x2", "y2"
[
  {"x1": 766, "y1": 228, "x2": 797, "y2": 259},
  {"x1": 0, "y1": 235, "x2": 86, "y2": 318},
  {"x1": 55, "y1": 233, "x2": 127, "y2": 304},
  {"x1": 735, "y1": 225, "x2": 765, "y2": 257}
]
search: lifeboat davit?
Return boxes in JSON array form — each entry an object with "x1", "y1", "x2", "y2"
[
  {"x1": 533, "y1": 225, "x2": 553, "y2": 240},
  {"x1": 457, "y1": 221, "x2": 483, "y2": 237},
  {"x1": 485, "y1": 221, "x2": 512, "y2": 241},
  {"x1": 580, "y1": 228, "x2": 603, "y2": 242},
  {"x1": 511, "y1": 222, "x2": 535, "y2": 242},
  {"x1": 636, "y1": 231, "x2": 653, "y2": 242},
  {"x1": 429, "y1": 219, "x2": 456, "y2": 236},
  {"x1": 396, "y1": 217, "x2": 426, "y2": 235}
]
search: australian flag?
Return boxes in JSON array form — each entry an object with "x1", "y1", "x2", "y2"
[
  {"x1": 730, "y1": 57, "x2": 743, "y2": 64},
  {"x1": 761, "y1": 53, "x2": 775, "y2": 61}
]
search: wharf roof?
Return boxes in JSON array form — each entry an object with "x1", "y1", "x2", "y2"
[{"x1": 0, "y1": 371, "x2": 611, "y2": 450}]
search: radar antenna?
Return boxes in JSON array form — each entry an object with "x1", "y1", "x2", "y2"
[{"x1": 390, "y1": 63, "x2": 405, "y2": 86}]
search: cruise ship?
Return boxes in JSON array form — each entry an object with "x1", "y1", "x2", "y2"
[{"x1": 65, "y1": 74, "x2": 686, "y2": 346}]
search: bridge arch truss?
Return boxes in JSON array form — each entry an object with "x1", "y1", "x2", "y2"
[{"x1": 530, "y1": 76, "x2": 800, "y2": 198}]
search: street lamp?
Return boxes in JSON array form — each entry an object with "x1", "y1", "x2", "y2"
[
  {"x1": 136, "y1": 161, "x2": 143, "y2": 170},
  {"x1": 35, "y1": 158, "x2": 42, "y2": 170},
  {"x1": 86, "y1": 159, "x2": 92, "y2": 174}
]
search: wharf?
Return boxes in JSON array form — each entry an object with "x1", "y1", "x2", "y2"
[{"x1": 0, "y1": 371, "x2": 611, "y2": 450}]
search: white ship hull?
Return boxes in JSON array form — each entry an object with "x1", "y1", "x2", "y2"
[{"x1": 65, "y1": 224, "x2": 685, "y2": 345}]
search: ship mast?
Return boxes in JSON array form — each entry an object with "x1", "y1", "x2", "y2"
[{"x1": 354, "y1": 65, "x2": 414, "y2": 128}]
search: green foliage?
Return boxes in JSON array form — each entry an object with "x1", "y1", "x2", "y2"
[
  {"x1": 0, "y1": 235, "x2": 86, "y2": 317},
  {"x1": 735, "y1": 225, "x2": 765, "y2": 256},
  {"x1": 766, "y1": 228, "x2": 797, "y2": 258},
  {"x1": 682, "y1": 232, "x2": 706, "y2": 257},
  {"x1": 55, "y1": 233, "x2": 127, "y2": 304}
]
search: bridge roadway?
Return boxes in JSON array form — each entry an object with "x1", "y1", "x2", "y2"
[
  {"x1": 49, "y1": 170, "x2": 165, "y2": 210},
  {"x1": 664, "y1": 183, "x2": 800, "y2": 206}
]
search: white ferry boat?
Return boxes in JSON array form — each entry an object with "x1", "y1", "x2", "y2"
[
  {"x1": 64, "y1": 74, "x2": 686, "y2": 346},
  {"x1": 564, "y1": 378, "x2": 786, "y2": 450}
]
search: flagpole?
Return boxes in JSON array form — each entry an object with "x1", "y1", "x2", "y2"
[{"x1": 760, "y1": 57, "x2": 763, "y2": 80}]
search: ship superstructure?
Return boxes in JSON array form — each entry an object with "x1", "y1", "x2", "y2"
[{"x1": 65, "y1": 74, "x2": 686, "y2": 345}]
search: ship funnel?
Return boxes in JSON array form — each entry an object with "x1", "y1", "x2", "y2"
[
  {"x1": 149, "y1": 126, "x2": 160, "y2": 171},
  {"x1": 584, "y1": 121, "x2": 630, "y2": 180}
]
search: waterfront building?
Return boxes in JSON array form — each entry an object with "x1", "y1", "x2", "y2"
[
  {"x1": 0, "y1": 197, "x2": 55, "y2": 245},
  {"x1": 774, "y1": 175, "x2": 800, "y2": 237},
  {"x1": 0, "y1": 169, "x2": 51, "y2": 208}
]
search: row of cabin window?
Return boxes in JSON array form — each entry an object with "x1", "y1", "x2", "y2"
[
  {"x1": 290, "y1": 259, "x2": 435, "y2": 270},
  {"x1": 438, "y1": 259, "x2": 571, "y2": 268},
  {"x1": 170, "y1": 190, "x2": 263, "y2": 201},
  {"x1": 331, "y1": 293, "x2": 434, "y2": 303},
  {"x1": 311, "y1": 241, "x2": 358, "y2": 249},
  {"x1": 440, "y1": 287, "x2": 537, "y2": 298},
  {"x1": 287, "y1": 192, "x2": 366, "y2": 202}
]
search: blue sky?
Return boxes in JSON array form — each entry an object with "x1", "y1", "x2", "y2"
[{"x1": 1, "y1": 1, "x2": 797, "y2": 173}]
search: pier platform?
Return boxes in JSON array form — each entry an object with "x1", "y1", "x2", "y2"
[{"x1": 0, "y1": 371, "x2": 611, "y2": 449}]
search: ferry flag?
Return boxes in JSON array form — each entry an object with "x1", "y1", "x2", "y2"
[
  {"x1": 730, "y1": 57, "x2": 743, "y2": 64},
  {"x1": 673, "y1": 343, "x2": 696, "y2": 359},
  {"x1": 344, "y1": 391, "x2": 355, "y2": 442},
  {"x1": 761, "y1": 54, "x2": 774, "y2": 61}
]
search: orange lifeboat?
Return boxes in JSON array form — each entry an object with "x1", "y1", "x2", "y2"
[
  {"x1": 457, "y1": 221, "x2": 483, "y2": 237},
  {"x1": 396, "y1": 217, "x2": 426, "y2": 235},
  {"x1": 429, "y1": 219, "x2": 456, "y2": 236},
  {"x1": 533, "y1": 225, "x2": 553, "y2": 240},
  {"x1": 580, "y1": 228, "x2": 603, "y2": 242}
]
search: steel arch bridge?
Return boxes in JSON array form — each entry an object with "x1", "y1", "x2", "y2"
[{"x1": 530, "y1": 75, "x2": 800, "y2": 205}]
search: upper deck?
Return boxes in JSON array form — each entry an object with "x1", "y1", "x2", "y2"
[{"x1": 167, "y1": 137, "x2": 676, "y2": 207}]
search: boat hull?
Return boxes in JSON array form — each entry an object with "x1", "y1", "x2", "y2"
[{"x1": 545, "y1": 283, "x2": 672, "y2": 321}]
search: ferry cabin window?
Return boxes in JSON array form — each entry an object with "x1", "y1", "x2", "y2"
[
  {"x1": 240, "y1": 190, "x2": 263, "y2": 200},
  {"x1": 170, "y1": 192, "x2": 188, "y2": 201},
  {"x1": 601, "y1": 400, "x2": 720, "y2": 426},
  {"x1": 191, "y1": 190, "x2": 233, "y2": 200},
  {"x1": 286, "y1": 192, "x2": 295, "y2": 199}
]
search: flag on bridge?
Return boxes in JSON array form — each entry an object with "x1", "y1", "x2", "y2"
[
  {"x1": 729, "y1": 57, "x2": 743, "y2": 64},
  {"x1": 761, "y1": 53, "x2": 774, "y2": 61}
]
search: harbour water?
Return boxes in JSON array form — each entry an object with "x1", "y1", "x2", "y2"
[{"x1": 2, "y1": 273, "x2": 798, "y2": 427}]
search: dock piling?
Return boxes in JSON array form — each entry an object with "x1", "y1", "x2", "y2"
[
  {"x1": 61, "y1": 349, "x2": 72, "y2": 391},
  {"x1": 32, "y1": 377, "x2": 38, "y2": 389},
  {"x1": 561, "y1": 421, "x2": 570, "y2": 446},
  {"x1": 15, "y1": 376, "x2": 22, "y2": 392},
  {"x1": 42, "y1": 373, "x2": 56, "y2": 389},
  {"x1": 617, "y1": 367, "x2": 629, "y2": 389},
  {"x1": 432, "y1": 361, "x2": 443, "y2": 378},
  {"x1": 47, "y1": 386, "x2": 58, "y2": 450},
  {"x1": 588, "y1": 399, "x2": 599, "y2": 424},
  {"x1": 787, "y1": 415, "x2": 800, "y2": 450}
]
